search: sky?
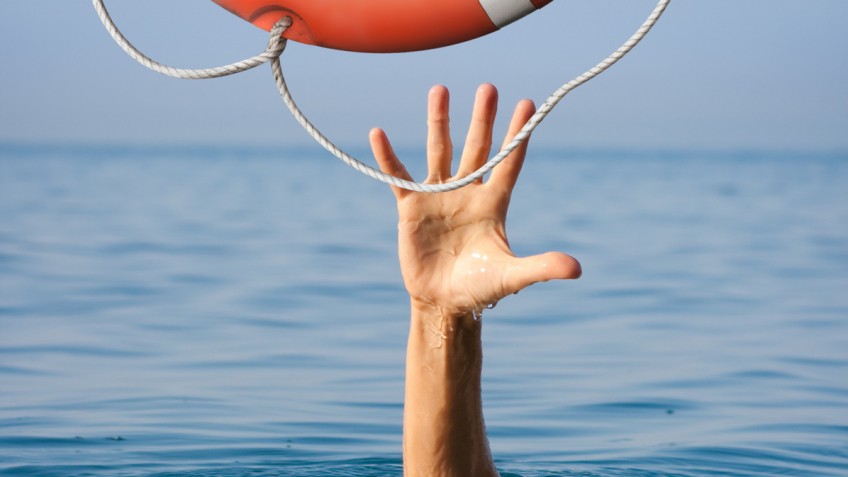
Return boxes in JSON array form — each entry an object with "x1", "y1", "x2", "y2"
[{"x1": 1, "y1": 1, "x2": 846, "y2": 152}]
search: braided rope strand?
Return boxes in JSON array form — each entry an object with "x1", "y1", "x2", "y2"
[
  {"x1": 94, "y1": 0, "x2": 669, "y2": 191},
  {"x1": 271, "y1": 0, "x2": 670, "y2": 192},
  {"x1": 92, "y1": 0, "x2": 288, "y2": 78}
]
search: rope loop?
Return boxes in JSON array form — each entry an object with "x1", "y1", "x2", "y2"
[
  {"x1": 92, "y1": 0, "x2": 289, "y2": 79},
  {"x1": 94, "y1": 0, "x2": 670, "y2": 192},
  {"x1": 269, "y1": 0, "x2": 670, "y2": 192}
]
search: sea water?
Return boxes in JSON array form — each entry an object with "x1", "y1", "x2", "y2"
[{"x1": 1, "y1": 144, "x2": 846, "y2": 476}]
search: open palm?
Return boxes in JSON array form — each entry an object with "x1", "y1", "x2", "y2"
[{"x1": 370, "y1": 84, "x2": 581, "y2": 317}]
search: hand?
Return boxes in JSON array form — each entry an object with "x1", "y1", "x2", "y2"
[{"x1": 370, "y1": 84, "x2": 581, "y2": 318}]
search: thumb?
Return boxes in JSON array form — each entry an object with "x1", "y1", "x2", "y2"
[{"x1": 504, "y1": 251, "x2": 581, "y2": 294}]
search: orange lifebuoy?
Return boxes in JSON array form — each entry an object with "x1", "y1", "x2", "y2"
[{"x1": 213, "y1": 0, "x2": 552, "y2": 53}]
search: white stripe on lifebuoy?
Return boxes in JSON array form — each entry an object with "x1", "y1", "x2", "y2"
[{"x1": 478, "y1": 0, "x2": 537, "y2": 28}]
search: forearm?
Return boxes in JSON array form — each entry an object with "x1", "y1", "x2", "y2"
[{"x1": 403, "y1": 300, "x2": 499, "y2": 477}]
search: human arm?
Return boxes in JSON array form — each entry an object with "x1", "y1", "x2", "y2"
[{"x1": 369, "y1": 84, "x2": 581, "y2": 477}]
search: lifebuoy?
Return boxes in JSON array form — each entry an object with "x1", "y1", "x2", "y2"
[{"x1": 212, "y1": 0, "x2": 552, "y2": 53}]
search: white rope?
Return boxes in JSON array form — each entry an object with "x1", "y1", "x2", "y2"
[
  {"x1": 92, "y1": 0, "x2": 288, "y2": 78},
  {"x1": 94, "y1": 0, "x2": 670, "y2": 191},
  {"x1": 273, "y1": 1, "x2": 670, "y2": 192}
]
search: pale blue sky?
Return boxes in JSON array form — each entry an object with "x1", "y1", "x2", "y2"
[{"x1": 1, "y1": 1, "x2": 846, "y2": 151}]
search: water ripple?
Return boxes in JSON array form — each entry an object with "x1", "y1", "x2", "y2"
[{"x1": 2, "y1": 148, "x2": 846, "y2": 476}]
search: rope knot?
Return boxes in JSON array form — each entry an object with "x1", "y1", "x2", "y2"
[{"x1": 266, "y1": 17, "x2": 292, "y2": 57}]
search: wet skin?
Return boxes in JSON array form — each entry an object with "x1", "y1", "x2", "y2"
[{"x1": 370, "y1": 84, "x2": 581, "y2": 477}]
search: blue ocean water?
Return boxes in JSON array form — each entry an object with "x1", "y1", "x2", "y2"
[{"x1": 1, "y1": 144, "x2": 846, "y2": 476}]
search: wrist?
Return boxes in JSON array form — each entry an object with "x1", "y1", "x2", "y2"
[{"x1": 410, "y1": 298, "x2": 480, "y2": 330}]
